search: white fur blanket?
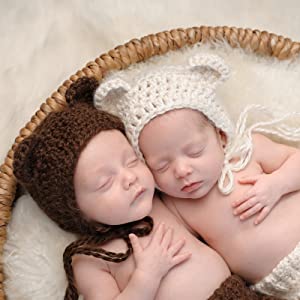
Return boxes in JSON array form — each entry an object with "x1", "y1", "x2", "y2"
[{"x1": 1, "y1": 1, "x2": 300, "y2": 299}]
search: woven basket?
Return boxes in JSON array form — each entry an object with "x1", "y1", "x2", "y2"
[{"x1": 0, "y1": 25, "x2": 300, "y2": 299}]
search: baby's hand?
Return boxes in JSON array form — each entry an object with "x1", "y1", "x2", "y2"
[
  {"x1": 129, "y1": 223, "x2": 191, "y2": 280},
  {"x1": 232, "y1": 174, "x2": 282, "y2": 225}
]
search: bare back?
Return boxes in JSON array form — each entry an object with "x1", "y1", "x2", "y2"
[{"x1": 72, "y1": 196, "x2": 230, "y2": 300}]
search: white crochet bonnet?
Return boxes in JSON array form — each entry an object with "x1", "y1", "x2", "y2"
[
  {"x1": 94, "y1": 53, "x2": 233, "y2": 152},
  {"x1": 94, "y1": 53, "x2": 300, "y2": 195}
]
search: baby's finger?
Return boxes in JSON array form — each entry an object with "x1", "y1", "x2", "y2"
[
  {"x1": 168, "y1": 238, "x2": 186, "y2": 256},
  {"x1": 151, "y1": 222, "x2": 165, "y2": 244},
  {"x1": 238, "y1": 175, "x2": 259, "y2": 184},
  {"x1": 161, "y1": 227, "x2": 173, "y2": 249},
  {"x1": 129, "y1": 234, "x2": 143, "y2": 254},
  {"x1": 254, "y1": 206, "x2": 271, "y2": 225},
  {"x1": 171, "y1": 252, "x2": 191, "y2": 266},
  {"x1": 233, "y1": 197, "x2": 257, "y2": 215},
  {"x1": 240, "y1": 203, "x2": 263, "y2": 220},
  {"x1": 232, "y1": 189, "x2": 255, "y2": 207}
]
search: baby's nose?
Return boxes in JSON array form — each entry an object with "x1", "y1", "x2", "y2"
[
  {"x1": 174, "y1": 160, "x2": 192, "y2": 179},
  {"x1": 123, "y1": 169, "x2": 137, "y2": 189}
]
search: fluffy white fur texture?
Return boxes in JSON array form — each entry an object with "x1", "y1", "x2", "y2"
[
  {"x1": 4, "y1": 195, "x2": 76, "y2": 300},
  {"x1": 2, "y1": 0, "x2": 300, "y2": 299}
]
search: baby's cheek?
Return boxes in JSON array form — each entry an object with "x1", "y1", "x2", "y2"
[
  {"x1": 153, "y1": 174, "x2": 170, "y2": 192},
  {"x1": 208, "y1": 154, "x2": 224, "y2": 171},
  {"x1": 152, "y1": 173, "x2": 162, "y2": 187},
  {"x1": 137, "y1": 167, "x2": 154, "y2": 190}
]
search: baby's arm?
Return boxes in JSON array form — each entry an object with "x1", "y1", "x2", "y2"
[
  {"x1": 233, "y1": 133, "x2": 300, "y2": 224},
  {"x1": 74, "y1": 223, "x2": 191, "y2": 300}
]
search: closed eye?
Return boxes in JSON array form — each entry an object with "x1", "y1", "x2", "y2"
[
  {"x1": 97, "y1": 176, "x2": 113, "y2": 191},
  {"x1": 153, "y1": 162, "x2": 169, "y2": 173},
  {"x1": 188, "y1": 150, "x2": 202, "y2": 158},
  {"x1": 127, "y1": 157, "x2": 139, "y2": 168},
  {"x1": 187, "y1": 147, "x2": 204, "y2": 158}
]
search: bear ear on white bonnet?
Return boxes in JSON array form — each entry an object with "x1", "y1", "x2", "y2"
[
  {"x1": 94, "y1": 77, "x2": 131, "y2": 110},
  {"x1": 188, "y1": 53, "x2": 230, "y2": 86}
]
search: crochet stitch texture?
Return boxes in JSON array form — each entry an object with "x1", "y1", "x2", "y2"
[
  {"x1": 13, "y1": 77, "x2": 126, "y2": 235},
  {"x1": 94, "y1": 53, "x2": 234, "y2": 160}
]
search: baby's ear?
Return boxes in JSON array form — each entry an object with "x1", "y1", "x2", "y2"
[
  {"x1": 188, "y1": 54, "x2": 230, "y2": 87},
  {"x1": 217, "y1": 128, "x2": 228, "y2": 148},
  {"x1": 94, "y1": 77, "x2": 131, "y2": 110},
  {"x1": 13, "y1": 135, "x2": 41, "y2": 185},
  {"x1": 65, "y1": 77, "x2": 99, "y2": 106}
]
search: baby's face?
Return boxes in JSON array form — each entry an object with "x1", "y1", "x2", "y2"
[
  {"x1": 139, "y1": 108, "x2": 226, "y2": 199},
  {"x1": 74, "y1": 130, "x2": 155, "y2": 225}
]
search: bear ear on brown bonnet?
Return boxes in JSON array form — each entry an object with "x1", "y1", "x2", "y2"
[
  {"x1": 65, "y1": 76, "x2": 99, "y2": 107},
  {"x1": 13, "y1": 135, "x2": 42, "y2": 186}
]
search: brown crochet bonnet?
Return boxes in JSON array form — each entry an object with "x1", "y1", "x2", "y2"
[
  {"x1": 13, "y1": 77, "x2": 126, "y2": 235},
  {"x1": 13, "y1": 77, "x2": 154, "y2": 299}
]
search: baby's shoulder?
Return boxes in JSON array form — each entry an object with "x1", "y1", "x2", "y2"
[
  {"x1": 251, "y1": 132, "x2": 270, "y2": 146},
  {"x1": 251, "y1": 133, "x2": 274, "y2": 158},
  {"x1": 251, "y1": 132, "x2": 298, "y2": 157},
  {"x1": 72, "y1": 253, "x2": 110, "y2": 298},
  {"x1": 250, "y1": 132, "x2": 300, "y2": 173},
  {"x1": 72, "y1": 238, "x2": 128, "y2": 275},
  {"x1": 72, "y1": 252, "x2": 108, "y2": 275},
  {"x1": 72, "y1": 238, "x2": 128, "y2": 298}
]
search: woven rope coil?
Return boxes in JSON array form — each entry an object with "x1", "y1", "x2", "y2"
[{"x1": 0, "y1": 25, "x2": 299, "y2": 299}]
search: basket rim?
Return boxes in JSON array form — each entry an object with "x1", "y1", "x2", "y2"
[{"x1": 0, "y1": 25, "x2": 300, "y2": 299}]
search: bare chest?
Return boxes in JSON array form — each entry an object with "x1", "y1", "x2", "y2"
[
  {"x1": 164, "y1": 159, "x2": 300, "y2": 282},
  {"x1": 108, "y1": 199, "x2": 230, "y2": 299},
  {"x1": 164, "y1": 160, "x2": 264, "y2": 241}
]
